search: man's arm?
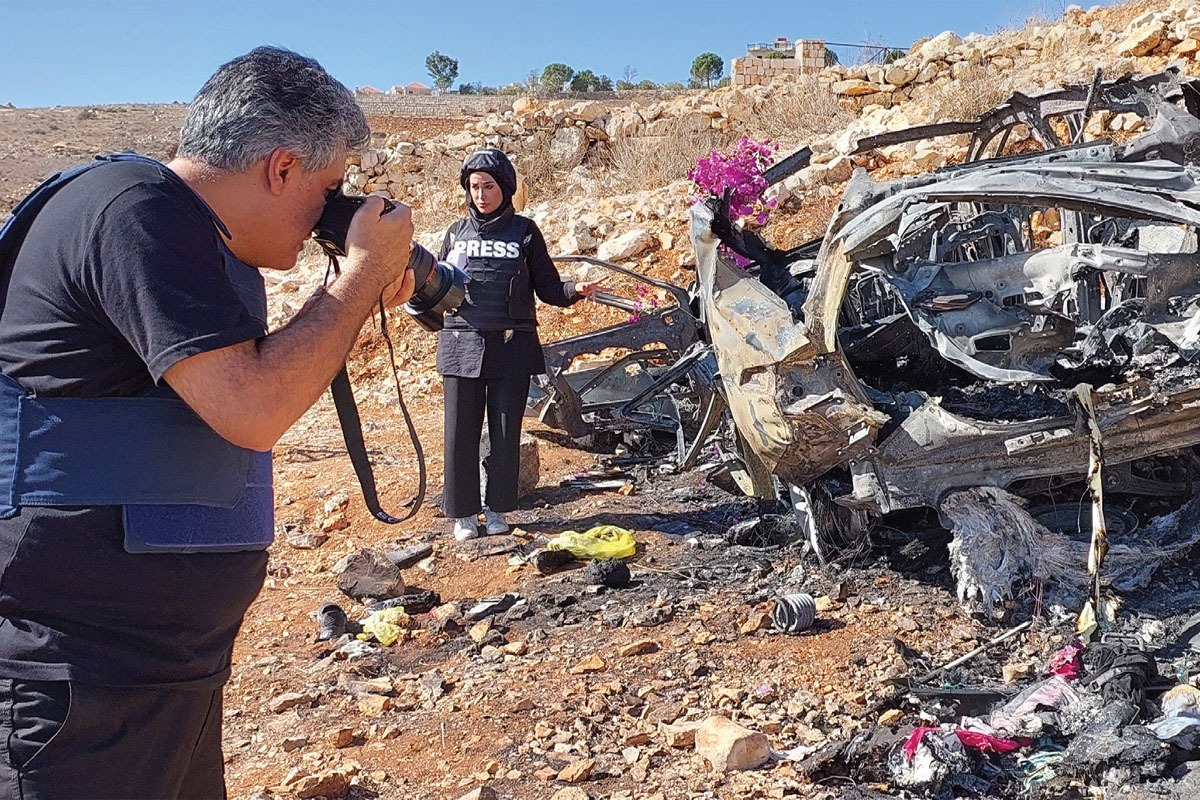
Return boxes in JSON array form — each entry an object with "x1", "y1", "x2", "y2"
[{"x1": 164, "y1": 198, "x2": 415, "y2": 452}]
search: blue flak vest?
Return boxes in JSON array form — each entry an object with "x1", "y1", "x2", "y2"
[{"x1": 0, "y1": 153, "x2": 273, "y2": 553}]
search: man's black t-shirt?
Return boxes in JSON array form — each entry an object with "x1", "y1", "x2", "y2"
[{"x1": 0, "y1": 159, "x2": 269, "y2": 689}]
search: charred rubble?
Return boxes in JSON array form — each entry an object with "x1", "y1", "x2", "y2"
[
  {"x1": 685, "y1": 67, "x2": 1200, "y2": 614},
  {"x1": 526, "y1": 70, "x2": 1200, "y2": 796},
  {"x1": 534, "y1": 68, "x2": 1200, "y2": 617}
]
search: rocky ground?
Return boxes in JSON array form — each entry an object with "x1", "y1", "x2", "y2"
[{"x1": 6, "y1": 1, "x2": 1200, "y2": 798}]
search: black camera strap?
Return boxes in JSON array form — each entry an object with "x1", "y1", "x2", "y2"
[{"x1": 324, "y1": 260, "x2": 425, "y2": 524}]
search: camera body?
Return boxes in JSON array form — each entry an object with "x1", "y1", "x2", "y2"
[{"x1": 313, "y1": 192, "x2": 465, "y2": 331}]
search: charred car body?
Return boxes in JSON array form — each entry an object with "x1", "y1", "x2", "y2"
[
  {"x1": 690, "y1": 68, "x2": 1200, "y2": 589},
  {"x1": 536, "y1": 69, "x2": 1200, "y2": 600}
]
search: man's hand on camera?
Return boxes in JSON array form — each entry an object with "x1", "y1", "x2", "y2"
[
  {"x1": 381, "y1": 262, "x2": 417, "y2": 307},
  {"x1": 344, "y1": 196, "x2": 414, "y2": 294}
]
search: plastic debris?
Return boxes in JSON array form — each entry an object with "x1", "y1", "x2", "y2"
[
  {"x1": 357, "y1": 606, "x2": 412, "y2": 646},
  {"x1": 545, "y1": 525, "x2": 637, "y2": 559}
]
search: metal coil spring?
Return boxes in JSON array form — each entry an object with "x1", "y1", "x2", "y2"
[{"x1": 771, "y1": 593, "x2": 816, "y2": 633}]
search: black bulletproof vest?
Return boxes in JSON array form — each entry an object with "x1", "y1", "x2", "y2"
[{"x1": 443, "y1": 213, "x2": 535, "y2": 331}]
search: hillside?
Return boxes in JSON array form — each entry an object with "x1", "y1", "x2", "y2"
[{"x1": 3, "y1": 2, "x2": 1200, "y2": 798}]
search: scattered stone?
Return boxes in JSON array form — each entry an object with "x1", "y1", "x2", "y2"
[
  {"x1": 550, "y1": 788, "x2": 591, "y2": 800},
  {"x1": 557, "y1": 758, "x2": 595, "y2": 783},
  {"x1": 334, "y1": 549, "x2": 405, "y2": 600},
  {"x1": 268, "y1": 692, "x2": 315, "y2": 714},
  {"x1": 740, "y1": 609, "x2": 771, "y2": 634},
  {"x1": 569, "y1": 654, "x2": 608, "y2": 674},
  {"x1": 659, "y1": 721, "x2": 700, "y2": 748},
  {"x1": 469, "y1": 620, "x2": 493, "y2": 643},
  {"x1": 279, "y1": 767, "x2": 350, "y2": 799},
  {"x1": 582, "y1": 558, "x2": 631, "y2": 588},
  {"x1": 356, "y1": 694, "x2": 392, "y2": 715},
  {"x1": 879, "y1": 709, "x2": 904, "y2": 726},
  {"x1": 286, "y1": 530, "x2": 328, "y2": 550},
  {"x1": 327, "y1": 727, "x2": 357, "y2": 748},
  {"x1": 597, "y1": 229, "x2": 653, "y2": 262},
  {"x1": 550, "y1": 126, "x2": 589, "y2": 168},
  {"x1": 420, "y1": 672, "x2": 447, "y2": 702},
  {"x1": 281, "y1": 735, "x2": 308, "y2": 752},
  {"x1": 695, "y1": 715, "x2": 771, "y2": 772},
  {"x1": 455, "y1": 788, "x2": 499, "y2": 800},
  {"x1": 319, "y1": 511, "x2": 350, "y2": 533},
  {"x1": 341, "y1": 677, "x2": 393, "y2": 696},
  {"x1": 617, "y1": 640, "x2": 659, "y2": 657}
]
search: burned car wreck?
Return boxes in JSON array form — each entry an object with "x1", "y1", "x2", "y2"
[
  {"x1": 691, "y1": 68, "x2": 1200, "y2": 612},
  {"x1": 532, "y1": 69, "x2": 1200, "y2": 616}
]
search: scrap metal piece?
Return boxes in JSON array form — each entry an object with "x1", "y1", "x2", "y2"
[{"x1": 535, "y1": 255, "x2": 701, "y2": 440}]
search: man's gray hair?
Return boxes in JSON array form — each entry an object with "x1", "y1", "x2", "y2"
[{"x1": 177, "y1": 46, "x2": 369, "y2": 172}]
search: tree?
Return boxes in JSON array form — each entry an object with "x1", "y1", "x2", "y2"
[
  {"x1": 621, "y1": 65, "x2": 639, "y2": 85},
  {"x1": 824, "y1": 47, "x2": 840, "y2": 67},
  {"x1": 882, "y1": 48, "x2": 907, "y2": 64},
  {"x1": 616, "y1": 80, "x2": 636, "y2": 91},
  {"x1": 569, "y1": 69, "x2": 599, "y2": 92},
  {"x1": 425, "y1": 51, "x2": 459, "y2": 92},
  {"x1": 690, "y1": 52, "x2": 723, "y2": 89},
  {"x1": 539, "y1": 63, "x2": 575, "y2": 93},
  {"x1": 457, "y1": 81, "x2": 484, "y2": 95},
  {"x1": 567, "y1": 70, "x2": 614, "y2": 92},
  {"x1": 637, "y1": 79, "x2": 661, "y2": 90}
]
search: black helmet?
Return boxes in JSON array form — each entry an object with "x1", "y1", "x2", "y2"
[{"x1": 460, "y1": 148, "x2": 517, "y2": 200}]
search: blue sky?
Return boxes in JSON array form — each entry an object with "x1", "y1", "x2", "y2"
[{"x1": 2, "y1": 0, "x2": 1093, "y2": 107}]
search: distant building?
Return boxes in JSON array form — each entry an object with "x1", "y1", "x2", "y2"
[
  {"x1": 356, "y1": 85, "x2": 384, "y2": 96},
  {"x1": 746, "y1": 37, "x2": 796, "y2": 57},
  {"x1": 386, "y1": 82, "x2": 433, "y2": 96},
  {"x1": 733, "y1": 39, "x2": 828, "y2": 86}
]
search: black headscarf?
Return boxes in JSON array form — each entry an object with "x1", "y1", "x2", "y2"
[{"x1": 461, "y1": 148, "x2": 518, "y2": 231}]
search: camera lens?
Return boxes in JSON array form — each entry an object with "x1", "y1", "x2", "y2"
[{"x1": 403, "y1": 244, "x2": 465, "y2": 332}]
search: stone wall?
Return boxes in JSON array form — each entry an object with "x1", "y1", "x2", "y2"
[
  {"x1": 355, "y1": 94, "x2": 513, "y2": 118},
  {"x1": 733, "y1": 40, "x2": 826, "y2": 87},
  {"x1": 355, "y1": 89, "x2": 698, "y2": 118}
]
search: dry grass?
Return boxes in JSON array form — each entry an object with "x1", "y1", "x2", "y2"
[
  {"x1": 594, "y1": 119, "x2": 733, "y2": 195},
  {"x1": 908, "y1": 62, "x2": 1017, "y2": 123},
  {"x1": 1092, "y1": 0, "x2": 1162, "y2": 32},
  {"x1": 511, "y1": 129, "x2": 561, "y2": 204},
  {"x1": 749, "y1": 81, "x2": 856, "y2": 144}
]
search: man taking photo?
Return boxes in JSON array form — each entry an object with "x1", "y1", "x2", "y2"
[{"x1": 0, "y1": 45, "x2": 414, "y2": 798}]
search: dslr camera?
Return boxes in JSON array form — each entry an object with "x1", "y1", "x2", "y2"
[{"x1": 313, "y1": 191, "x2": 465, "y2": 331}]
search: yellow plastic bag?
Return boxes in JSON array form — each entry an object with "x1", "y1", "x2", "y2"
[
  {"x1": 358, "y1": 606, "x2": 411, "y2": 647},
  {"x1": 545, "y1": 525, "x2": 636, "y2": 559}
]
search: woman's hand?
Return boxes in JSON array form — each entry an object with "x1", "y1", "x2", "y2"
[{"x1": 575, "y1": 280, "x2": 606, "y2": 300}]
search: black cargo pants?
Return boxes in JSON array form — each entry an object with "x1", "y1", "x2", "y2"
[{"x1": 0, "y1": 678, "x2": 226, "y2": 799}]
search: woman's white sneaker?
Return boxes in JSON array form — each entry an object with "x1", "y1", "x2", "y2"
[
  {"x1": 453, "y1": 516, "x2": 480, "y2": 541},
  {"x1": 484, "y1": 508, "x2": 509, "y2": 535}
]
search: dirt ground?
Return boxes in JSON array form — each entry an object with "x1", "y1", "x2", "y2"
[{"x1": 2, "y1": 103, "x2": 1198, "y2": 800}]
